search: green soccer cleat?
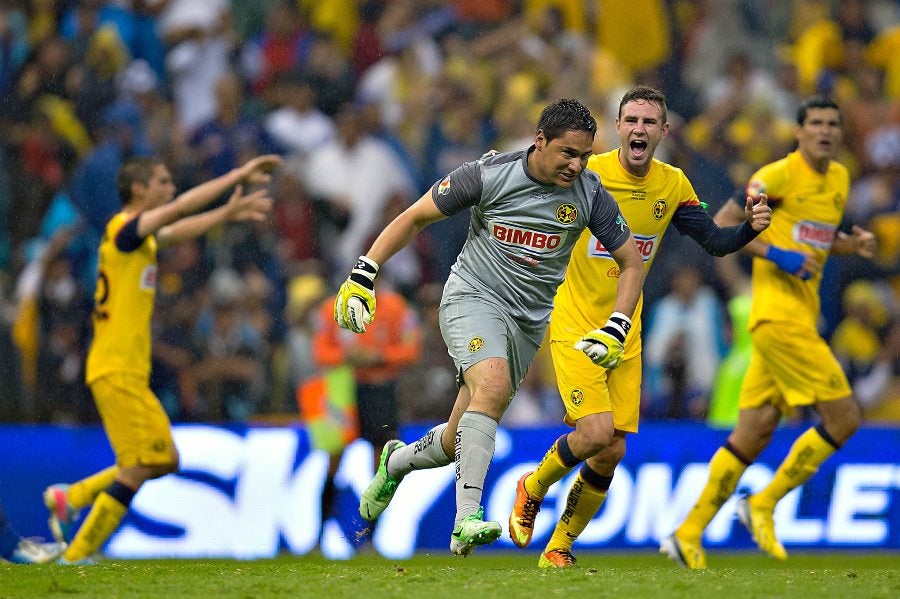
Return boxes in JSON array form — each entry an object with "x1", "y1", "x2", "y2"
[
  {"x1": 736, "y1": 494, "x2": 787, "y2": 561},
  {"x1": 449, "y1": 507, "x2": 502, "y2": 556},
  {"x1": 660, "y1": 534, "x2": 707, "y2": 569},
  {"x1": 359, "y1": 440, "x2": 405, "y2": 522}
]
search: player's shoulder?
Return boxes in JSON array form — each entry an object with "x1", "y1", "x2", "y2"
[
  {"x1": 749, "y1": 154, "x2": 792, "y2": 190},
  {"x1": 653, "y1": 158, "x2": 688, "y2": 180},
  {"x1": 102, "y1": 210, "x2": 132, "y2": 237},
  {"x1": 480, "y1": 148, "x2": 525, "y2": 169},
  {"x1": 586, "y1": 149, "x2": 617, "y2": 173},
  {"x1": 828, "y1": 158, "x2": 850, "y2": 179}
]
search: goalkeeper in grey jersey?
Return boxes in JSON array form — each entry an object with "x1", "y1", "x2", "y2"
[{"x1": 334, "y1": 99, "x2": 645, "y2": 556}]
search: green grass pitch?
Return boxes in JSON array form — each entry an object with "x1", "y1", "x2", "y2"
[{"x1": 1, "y1": 552, "x2": 897, "y2": 598}]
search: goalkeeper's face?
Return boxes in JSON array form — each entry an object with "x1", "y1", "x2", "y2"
[
  {"x1": 616, "y1": 100, "x2": 669, "y2": 177},
  {"x1": 530, "y1": 129, "x2": 594, "y2": 188}
]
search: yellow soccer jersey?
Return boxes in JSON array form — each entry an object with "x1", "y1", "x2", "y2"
[
  {"x1": 550, "y1": 149, "x2": 701, "y2": 358},
  {"x1": 746, "y1": 151, "x2": 849, "y2": 330},
  {"x1": 85, "y1": 211, "x2": 157, "y2": 383}
]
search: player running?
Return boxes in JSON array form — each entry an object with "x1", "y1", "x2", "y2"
[
  {"x1": 662, "y1": 96, "x2": 876, "y2": 569},
  {"x1": 507, "y1": 85, "x2": 771, "y2": 568},
  {"x1": 44, "y1": 154, "x2": 280, "y2": 564},
  {"x1": 337, "y1": 99, "x2": 645, "y2": 556}
]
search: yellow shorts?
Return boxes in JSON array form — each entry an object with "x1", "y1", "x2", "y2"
[
  {"x1": 91, "y1": 372, "x2": 177, "y2": 468},
  {"x1": 550, "y1": 339, "x2": 641, "y2": 432},
  {"x1": 739, "y1": 321, "x2": 852, "y2": 415}
]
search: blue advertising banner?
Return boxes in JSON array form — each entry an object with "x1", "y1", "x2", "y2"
[{"x1": 0, "y1": 423, "x2": 897, "y2": 559}]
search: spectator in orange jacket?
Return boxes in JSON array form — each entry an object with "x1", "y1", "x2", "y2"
[{"x1": 312, "y1": 281, "x2": 422, "y2": 528}]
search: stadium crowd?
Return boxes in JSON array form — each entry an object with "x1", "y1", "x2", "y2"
[{"x1": 0, "y1": 0, "x2": 897, "y2": 428}]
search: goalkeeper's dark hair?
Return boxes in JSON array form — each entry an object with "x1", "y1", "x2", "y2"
[
  {"x1": 537, "y1": 99, "x2": 597, "y2": 142},
  {"x1": 618, "y1": 85, "x2": 668, "y2": 124},
  {"x1": 797, "y1": 96, "x2": 841, "y2": 126},
  {"x1": 117, "y1": 156, "x2": 162, "y2": 205}
]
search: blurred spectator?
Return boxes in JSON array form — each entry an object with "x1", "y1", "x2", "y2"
[
  {"x1": 189, "y1": 71, "x2": 275, "y2": 180},
  {"x1": 240, "y1": 0, "x2": 312, "y2": 94},
  {"x1": 284, "y1": 272, "x2": 327, "y2": 396},
  {"x1": 61, "y1": 0, "x2": 168, "y2": 81},
  {"x1": 0, "y1": 271, "x2": 24, "y2": 421},
  {"x1": 310, "y1": 279, "x2": 421, "y2": 531},
  {"x1": 161, "y1": 0, "x2": 231, "y2": 134},
  {"x1": 303, "y1": 102, "x2": 415, "y2": 277},
  {"x1": 71, "y1": 25, "x2": 130, "y2": 134},
  {"x1": 271, "y1": 162, "x2": 319, "y2": 274},
  {"x1": 302, "y1": 32, "x2": 355, "y2": 117},
  {"x1": 831, "y1": 281, "x2": 899, "y2": 414},
  {"x1": 643, "y1": 265, "x2": 728, "y2": 420},
  {"x1": 263, "y1": 73, "x2": 335, "y2": 155},
  {"x1": 193, "y1": 268, "x2": 267, "y2": 421},
  {"x1": 0, "y1": 1, "x2": 30, "y2": 96},
  {"x1": 69, "y1": 101, "x2": 152, "y2": 236},
  {"x1": 350, "y1": 0, "x2": 386, "y2": 77}
]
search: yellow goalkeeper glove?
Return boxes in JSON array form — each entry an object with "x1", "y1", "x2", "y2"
[
  {"x1": 574, "y1": 312, "x2": 632, "y2": 369},
  {"x1": 334, "y1": 256, "x2": 379, "y2": 333}
]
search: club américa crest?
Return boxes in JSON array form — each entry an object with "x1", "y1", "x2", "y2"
[
  {"x1": 652, "y1": 199, "x2": 667, "y2": 220},
  {"x1": 569, "y1": 388, "x2": 584, "y2": 405},
  {"x1": 556, "y1": 203, "x2": 577, "y2": 224},
  {"x1": 468, "y1": 337, "x2": 485, "y2": 353}
]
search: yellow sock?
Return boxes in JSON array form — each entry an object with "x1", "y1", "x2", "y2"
[
  {"x1": 677, "y1": 446, "x2": 748, "y2": 543},
  {"x1": 525, "y1": 436, "x2": 577, "y2": 500},
  {"x1": 67, "y1": 466, "x2": 119, "y2": 511},
  {"x1": 545, "y1": 472, "x2": 607, "y2": 552},
  {"x1": 64, "y1": 491, "x2": 128, "y2": 561},
  {"x1": 752, "y1": 427, "x2": 836, "y2": 511}
]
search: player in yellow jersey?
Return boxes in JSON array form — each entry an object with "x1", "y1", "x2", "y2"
[
  {"x1": 43, "y1": 153, "x2": 281, "y2": 564},
  {"x1": 507, "y1": 85, "x2": 772, "y2": 568},
  {"x1": 662, "y1": 96, "x2": 877, "y2": 569}
]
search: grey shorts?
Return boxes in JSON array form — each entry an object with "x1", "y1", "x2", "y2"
[{"x1": 439, "y1": 295, "x2": 542, "y2": 397}]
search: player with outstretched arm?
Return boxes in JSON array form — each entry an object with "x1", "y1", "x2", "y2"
[
  {"x1": 44, "y1": 154, "x2": 280, "y2": 564},
  {"x1": 507, "y1": 85, "x2": 771, "y2": 568},
  {"x1": 662, "y1": 96, "x2": 876, "y2": 569},
  {"x1": 336, "y1": 99, "x2": 645, "y2": 556}
]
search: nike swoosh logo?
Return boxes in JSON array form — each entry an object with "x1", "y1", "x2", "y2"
[{"x1": 462, "y1": 483, "x2": 482, "y2": 491}]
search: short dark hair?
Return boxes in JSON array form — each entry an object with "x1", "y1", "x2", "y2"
[
  {"x1": 797, "y1": 96, "x2": 841, "y2": 125},
  {"x1": 117, "y1": 157, "x2": 161, "y2": 205},
  {"x1": 618, "y1": 85, "x2": 668, "y2": 123},
  {"x1": 537, "y1": 99, "x2": 597, "y2": 142}
]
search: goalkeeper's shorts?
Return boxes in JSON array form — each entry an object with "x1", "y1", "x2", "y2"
[
  {"x1": 550, "y1": 339, "x2": 640, "y2": 432},
  {"x1": 739, "y1": 321, "x2": 852, "y2": 414},
  {"x1": 91, "y1": 372, "x2": 178, "y2": 468},
  {"x1": 439, "y1": 294, "x2": 541, "y2": 397}
]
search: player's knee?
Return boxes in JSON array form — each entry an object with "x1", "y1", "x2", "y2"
[
  {"x1": 822, "y1": 398, "x2": 861, "y2": 444},
  {"x1": 602, "y1": 437, "x2": 626, "y2": 465},
  {"x1": 573, "y1": 418, "x2": 615, "y2": 455}
]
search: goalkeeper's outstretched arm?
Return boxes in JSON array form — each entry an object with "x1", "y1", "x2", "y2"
[
  {"x1": 366, "y1": 191, "x2": 447, "y2": 266},
  {"x1": 335, "y1": 191, "x2": 447, "y2": 333}
]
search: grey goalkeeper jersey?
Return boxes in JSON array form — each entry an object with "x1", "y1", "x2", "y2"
[{"x1": 431, "y1": 147, "x2": 630, "y2": 332}]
